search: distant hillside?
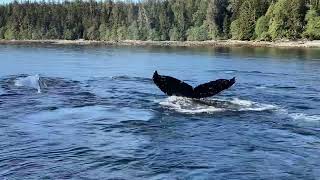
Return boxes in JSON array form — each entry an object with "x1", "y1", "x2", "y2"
[{"x1": 0, "y1": 0, "x2": 319, "y2": 41}]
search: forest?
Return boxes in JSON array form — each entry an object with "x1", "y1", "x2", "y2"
[{"x1": 0, "y1": 0, "x2": 320, "y2": 41}]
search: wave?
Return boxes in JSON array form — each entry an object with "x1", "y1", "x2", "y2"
[
  {"x1": 111, "y1": 75, "x2": 152, "y2": 83},
  {"x1": 255, "y1": 85, "x2": 267, "y2": 89},
  {"x1": 268, "y1": 85, "x2": 297, "y2": 90},
  {"x1": 289, "y1": 113, "x2": 320, "y2": 122},
  {"x1": 0, "y1": 87, "x2": 4, "y2": 95},
  {"x1": 275, "y1": 109, "x2": 320, "y2": 122},
  {"x1": 158, "y1": 96, "x2": 278, "y2": 114},
  {"x1": 207, "y1": 69, "x2": 291, "y2": 78},
  {"x1": 207, "y1": 69, "x2": 263, "y2": 74},
  {"x1": 25, "y1": 105, "x2": 153, "y2": 123},
  {"x1": 25, "y1": 106, "x2": 110, "y2": 121},
  {"x1": 254, "y1": 85, "x2": 297, "y2": 90},
  {"x1": 14, "y1": 74, "x2": 47, "y2": 93}
]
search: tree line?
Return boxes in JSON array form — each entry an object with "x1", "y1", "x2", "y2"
[{"x1": 0, "y1": 0, "x2": 319, "y2": 41}]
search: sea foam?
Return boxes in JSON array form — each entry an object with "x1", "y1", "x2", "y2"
[{"x1": 159, "y1": 96, "x2": 278, "y2": 114}]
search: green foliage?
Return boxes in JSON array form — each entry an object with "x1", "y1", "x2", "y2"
[
  {"x1": 171, "y1": 0, "x2": 186, "y2": 41},
  {"x1": 237, "y1": 0, "x2": 256, "y2": 40},
  {"x1": 230, "y1": 0, "x2": 265, "y2": 40},
  {"x1": 19, "y1": 29, "x2": 32, "y2": 40},
  {"x1": 148, "y1": 29, "x2": 160, "y2": 41},
  {"x1": 205, "y1": 21, "x2": 219, "y2": 40},
  {"x1": 268, "y1": 0, "x2": 306, "y2": 40},
  {"x1": 4, "y1": 25, "x2": 18, "y2": 40},
  {"x1": 99, "y1": 24, "x2": 109, "y2": 41},
  {"x1": 309, "y1": 0, "x2": 320, "y2": 10},
  {"x1": 186, "y1": 25, "x2": 208, "y2": 41},
  {"x1": 169, "y1": 27, "x2": 180, "y2": 41},
  {"x1": 110, "y1": 27, "x2": 118, "y2": 41},
  {"x1": 0, "y1": 27, "x2": 6, "y2": 39},
  {"x1": 117, "y1": 26, "x2": 128, "y2": 40},
  {"x1": 86, "y1": 26, "x2": 100, "y2": 40},
  {"x1": 230, "y1": 19, "x2": 241, "y2": 40},
  {"x1": 128, "y1": 22, "x2": 139, "y2": 40},
  {"x1": 0, "y1": 0, "x2": 315, "y2": 41},
  {"x1": 222, "y1": 15, "x2": 231, "y2": 39},
  {"x1": 63, "y1": 29, "x2": 76, "y2": 40},
  {"x1": 255, "y1": 16, "x2": 269, "y2": 40},
  {"x1": 45, "y1": 27, "x2": 59, "y2": 39},
  {"x1": 303, "y1": 10, "x2": 320, "y2": 39},
  {"x1": 32, "y1": 30, "x2": 43, "y2": 40},
  {"x1": 192, "y1": 0, "x2": 207, "y2": 27}
]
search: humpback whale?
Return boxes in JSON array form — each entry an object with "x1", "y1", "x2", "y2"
[{"x1": 153, "y1": 71, "x2": 235, "y2": 99}]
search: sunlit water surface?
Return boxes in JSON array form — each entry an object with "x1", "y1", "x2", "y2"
[{"x1": 0, "y1": 45, "x2": 320, "y2": 179}]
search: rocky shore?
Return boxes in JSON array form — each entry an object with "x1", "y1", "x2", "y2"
[{"x1": 1, "y1": 39, "x2": 320, "y2": 48}]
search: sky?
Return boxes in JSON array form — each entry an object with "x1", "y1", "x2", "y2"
[{"x1": 0, "y1": 0, "x2": 11, "y2": 3}]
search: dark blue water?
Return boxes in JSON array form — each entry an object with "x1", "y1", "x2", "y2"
[{"x1": 0, "y1": 45, "x2": 320, "y2": 179}]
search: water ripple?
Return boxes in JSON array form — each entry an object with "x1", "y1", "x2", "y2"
[{"x1": 1, "y1": 45, "x2": 320, "y2": 179}]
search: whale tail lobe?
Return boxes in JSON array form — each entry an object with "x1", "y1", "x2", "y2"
[{"x1": 153, "y1": 71, "x2": 235, "y2": 99}]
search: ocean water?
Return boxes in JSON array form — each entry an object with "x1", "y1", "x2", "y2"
[{"x1": 0, "y1": 45, "x2": 320, "y2": 179}]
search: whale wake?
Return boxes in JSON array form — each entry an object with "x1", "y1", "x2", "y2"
[{"x1": 159, "y1": 96, "x2": 278, "y2": 114}]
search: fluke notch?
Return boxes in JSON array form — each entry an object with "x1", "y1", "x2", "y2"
[{"x1": 153, "y1": 71, "x2": 235, "y2": 99}]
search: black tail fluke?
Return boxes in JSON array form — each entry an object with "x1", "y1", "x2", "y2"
[
  {"x1": 153, "y1": 71, "x2": 194, "y2": 97},
  {"x1": 192, "y1": 77, "x2": 236, "y2": 98},
  {"x1": 152, "y1": 71, "x2": 236, "y2": 99}
]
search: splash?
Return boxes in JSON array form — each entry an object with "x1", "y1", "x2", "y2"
[
  {"x1": 159, "y1": 96, "x2": 278, "y2": 114},
  {"x1": 14, "y1": 74, "x2": 47, "y2": 93},
  {"x1": 229, "y1": 98, "x2": 278, "y2": 112},
  {"x1": 159, "y1": 96, "x2": 225, "y2": 114}
]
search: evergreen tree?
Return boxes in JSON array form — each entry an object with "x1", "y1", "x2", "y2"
[
  {"x1": 0, "y1": 0, "x2": 317, "y2": 41},
  {"x1": 303, "y1": 9, "x2": 320, "y2": 39},
  {"x1": 255, "y1": 16, "x2": 269, "y2": 40},
  {"x1": 268, "y1": 0, "x2": 307, "y2": 40},
  {"x1": 230, "y1": 0, "x2": 267, "y2": 40}
]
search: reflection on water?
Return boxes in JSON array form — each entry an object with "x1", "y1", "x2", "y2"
[{"x1": 0, "y1": 45, "x2": 320, "y2": 179}]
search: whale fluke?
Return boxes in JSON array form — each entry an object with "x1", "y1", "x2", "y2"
[{"x1": 153, "y1": 71, "x2": 235, "y2": 99}]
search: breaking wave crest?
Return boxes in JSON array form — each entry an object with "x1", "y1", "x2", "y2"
[{"x1": 159, "y1": 96, "x2": 278, "y2": 114}]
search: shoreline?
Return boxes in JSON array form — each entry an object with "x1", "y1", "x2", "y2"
[{"x1": 0, "y1": 39, "x2": 320, "y2": 48}]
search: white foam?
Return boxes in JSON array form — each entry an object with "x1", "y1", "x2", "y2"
[
  {"x1": 224, "y1": 71, "x2": 235, "y2": 74},
  {"x1": 158, "y1": 96, "x2": 278, "y2": 114},
  {"x1": 240, "y1": 104, "x2": 277, "y2": 111},
  {"x1": 14, "y1": 74, "x2": 46, "y2": 93},
  {"x1": 230, "y1": 98, "x2": 253, "y2": 107},
  {"x1": 230, "y1": 98, "x2": 278, "y2": 112},
  {"x1": 289, "y1": 113, "x2": 320, "y2": 122},
  {"x1": 255, "y1": 86, "x2": 267, "y2": 89},
  {"x1": 159, "y1": 96, "x2": 225, "y2": 114}
]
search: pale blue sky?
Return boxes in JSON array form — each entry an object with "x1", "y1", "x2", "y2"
[{"x1": 0, "y1": 0, "x2": 11, "y2": 4}]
